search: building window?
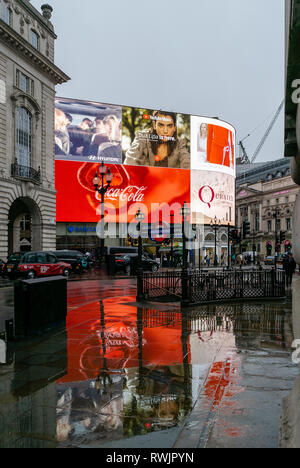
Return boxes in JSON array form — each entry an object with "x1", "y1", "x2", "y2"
[
  {"x1": 16, "y1": 70, "x2": 34, "y2": 96},
  {"x1": 20, "y1": 214, "x2": 31, "y2": 232},
  {"x1": 31, "y1": 30, "x2": 39, "y2": 50},
  {"x1": 16, "y1": 107, "x2": 32, "y2": 167},
  {"x1": 255, "y1": 212, "x2": 260, "y2": 231},
  {"x1": 276, "y1": 218, "x2": 281, "y2": 232},
  {"x1": 286, "y1": 218, "x2": 291, "y2": 231},
  {"x1": 267, "y1": 220, "x2": 272, "y2": 232},
  {"x1": 2, "y1": 4, "x2": 12, "y2": 26}
]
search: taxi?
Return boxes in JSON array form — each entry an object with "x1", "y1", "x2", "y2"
[{"x1": 5, "y1": 251, "x2": 72, "y2": 279}]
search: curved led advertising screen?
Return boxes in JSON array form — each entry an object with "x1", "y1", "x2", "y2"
[{"x1": 55, "y1": 97, "x2": 236, "y2": 228}]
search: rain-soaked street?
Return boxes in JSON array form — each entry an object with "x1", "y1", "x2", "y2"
[{"x1": 0, "y1": 277, "x2": 298, "y2": 448}]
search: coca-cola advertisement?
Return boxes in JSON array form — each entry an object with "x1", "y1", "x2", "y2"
[{"x1": 55, "y1": 161, "x2": 190, "y2": 224}]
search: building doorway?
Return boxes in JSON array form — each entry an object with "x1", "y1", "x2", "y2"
[{"x1": 8, "y1": 197, "x2": 42, "y2": 255}]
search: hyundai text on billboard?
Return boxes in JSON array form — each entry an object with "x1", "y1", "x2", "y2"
[{"x1": 54, "y1": 97, "x2": 236, "y2": 232}]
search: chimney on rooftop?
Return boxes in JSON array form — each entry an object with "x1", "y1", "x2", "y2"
[{"x1": 41, "y1": 4, "x2": 53, "y2": 21}]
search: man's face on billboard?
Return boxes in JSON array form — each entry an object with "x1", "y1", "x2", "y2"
[{"x1": 153, "y1": 114, "x2": 176, "y2": 142}]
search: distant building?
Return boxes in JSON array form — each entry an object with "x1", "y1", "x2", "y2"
[
  {"x1": 236, "y1": 158, "x2": 298, "y2": 259},
  {"x1": 0, "y1": 0, "x2": 69, "y2": 260}
]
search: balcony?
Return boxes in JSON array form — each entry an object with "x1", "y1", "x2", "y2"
[{"x1": 11, "y1": 162, "x2": 41, "y2": 184}]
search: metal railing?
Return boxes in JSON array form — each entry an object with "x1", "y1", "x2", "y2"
[
  {"x1": 141, "y1": 269, "x2": 286, "y2": 306},
  {"x1": 11, "y1": 162, "x2": 41, "y2": 184}
]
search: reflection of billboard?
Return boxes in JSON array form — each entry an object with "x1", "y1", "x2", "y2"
[
  {"x1": 55, "y1": 97, "x2": 236, "y2": 226},
  {"x1": 191, "y1": 170, "x2": 235, "y2": 225}
]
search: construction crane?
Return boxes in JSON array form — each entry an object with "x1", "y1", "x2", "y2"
[{"x1": 239, "y1": 100, "x2": 284, "y2": 164}]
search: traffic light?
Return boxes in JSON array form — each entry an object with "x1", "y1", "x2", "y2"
[
  {"x1": 280, "y1": 231, "x2": 286, "y2": 243},
  {"x1": 229, "y1": 229, "x2": 239, "y2": 241},
  {"x1": 243, "y1": 221, "x2": 250, "y2": 239}
]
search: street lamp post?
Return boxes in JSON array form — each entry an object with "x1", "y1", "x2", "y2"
[
  {"x1": 93, "y1": 162, "x2": 113, "y2": 266},
  {"x1": 273, "y1": 209, "x2": 281, "y2": 271},
  {"x1": 136, "y1": 207, "x2": 145, "y2": 301},
  {"x1": 181, "y1": 202, "x2": 190, "y2": 305},
  {"x1": 227, "y1": 223, "x2": 231, "y2": 270},
  {"x1": 170, "y1": 212, "x2": 174, "y2": 268},
  {"x1": 210, "y1": 216, "x2": 220, "y2": 267}
]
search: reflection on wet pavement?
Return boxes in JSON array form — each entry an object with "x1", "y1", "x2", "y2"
[{"x1": 0, "y1": 278, "x2": 297, "y2": 448}]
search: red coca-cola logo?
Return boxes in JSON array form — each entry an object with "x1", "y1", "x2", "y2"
[
  {"x1": 105, "y1": 185, "x2": 146, "y2": 203},
  {"x1": 199, "y1": 186, "x2": 215, "y2": 208}
]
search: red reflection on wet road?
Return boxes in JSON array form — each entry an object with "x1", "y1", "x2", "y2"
[{"x1": 58, "y1": 296, "x2": 189, "y2": 383}]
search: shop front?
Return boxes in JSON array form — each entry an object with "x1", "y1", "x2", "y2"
[{"x1": 56, "y1": 223, "x2": 121, "y2": 254}]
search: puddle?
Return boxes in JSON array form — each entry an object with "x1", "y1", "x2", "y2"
[{"x1": 0, "y1": 289, "x2": 297, "y2": 448}]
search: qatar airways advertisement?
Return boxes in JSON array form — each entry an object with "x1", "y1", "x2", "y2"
[{"x1": 54, "y1": 97, "x2": 236, "y2": 229}]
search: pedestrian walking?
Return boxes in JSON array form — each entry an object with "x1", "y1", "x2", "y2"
[{"x1": 283, "y1": 252, "x2": 297, "y2": 287}]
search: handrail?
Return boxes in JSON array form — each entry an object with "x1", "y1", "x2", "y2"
[{"x1": 11, "y1": 162, "x2": 41, "y2": 184}]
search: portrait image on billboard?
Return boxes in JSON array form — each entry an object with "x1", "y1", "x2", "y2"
[
  {"x1": 55, "y1": 97, "x2": 122, "y2": 164},
  {"x1": 122, "y1": 107, "x2": 190, "y2": 169},
  {"x1": 190, "y1": 116, "x2": 235, "y2": 176}
]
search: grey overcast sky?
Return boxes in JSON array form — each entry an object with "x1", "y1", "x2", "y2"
[{"x1": 32, "y1": 0, "x2": 285, "y2": 163}]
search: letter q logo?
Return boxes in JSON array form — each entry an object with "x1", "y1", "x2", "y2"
[{"x1": 199, "y1": 186, "x2": 215, "y2": 209}]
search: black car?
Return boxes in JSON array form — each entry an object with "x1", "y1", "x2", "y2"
[
  {"x1": 51, "y1": 250, "x2": 89, "y2": 273},
  {"x1": 114, "y1": 253, "x2": 159, "y2": 274},
  {"x1": 2, "y1": 252, "x2": 24, "y2": 278}
]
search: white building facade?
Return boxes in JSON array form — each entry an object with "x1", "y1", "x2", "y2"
[{"x1": 0, "y1": 0, "x2": 69, "y2": 260}]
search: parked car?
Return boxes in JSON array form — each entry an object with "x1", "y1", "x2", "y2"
[
  {"x1": 5, "y1": 251, "x2": 72, "y2": 279},
  {"x1": 51, "y1": 250, "x2": 89, "y2": 273},
  {"x1": 264, "y1": 255, "x2": 285, "y2": 266},
  {"x1": 114, "y1": 253, "x2": 159, "y2": 273}
]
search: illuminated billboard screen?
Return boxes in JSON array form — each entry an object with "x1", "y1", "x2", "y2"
[{"x1": 55, "y1": 97, "x2": 236, "y2": 228}]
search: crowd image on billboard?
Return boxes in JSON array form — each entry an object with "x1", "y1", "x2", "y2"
[
  {"x1": 55, "y1": 98, "x2": 122, "y2": 164},
  {"x1": 122, "y1": 107, "x2": 191, "y2": 169}
]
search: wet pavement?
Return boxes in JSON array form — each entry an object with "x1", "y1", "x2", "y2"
[{"x1": 0, "y1": 277, "x2": 298, "y2": 448}]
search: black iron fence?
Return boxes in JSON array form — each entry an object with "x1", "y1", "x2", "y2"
[{"x1": 141, "y1": 269, "x2": 286, "y2": 306}]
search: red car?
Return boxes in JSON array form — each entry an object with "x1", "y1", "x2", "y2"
[{"x1": 15, "y1": 251, "x2": 72, "y2": 279}]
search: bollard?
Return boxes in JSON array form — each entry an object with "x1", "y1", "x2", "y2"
[{"x1": 14, "y1": 276, "x2": 67, "y2": 338}]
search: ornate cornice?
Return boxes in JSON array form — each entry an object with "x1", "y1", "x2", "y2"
[
  {"x1": 0, "y1": 18, "x2": 70, "y2": 85},
  {"x1": 17, "y1": 0, "x2": 56, "y2": 38}
]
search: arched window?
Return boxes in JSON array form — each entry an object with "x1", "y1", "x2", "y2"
[
  {"x1": 205, "y1": 233, "x2": 215, "y2": 242},
  {"x1": 16, "y1": 107, "x2": 32, "y2": 167},
  {"x1": 2, "y1": 4, "x2": 12, "y2": 26},
  {"x1": 31, "y1": 30, "x2": 39, "y2": 50}
]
